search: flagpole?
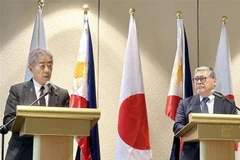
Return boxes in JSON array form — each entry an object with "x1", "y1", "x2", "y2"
[
  {"x1": 83, "y1": 4, "x2": 89, "y2": 17},
  {"x1": 176, "y1": 11, "x2": 182, "y2": 19},
  {"x1": 129, "y1": 8, "x2": 135, "y2": 15},
  {"x1": 38, "y1": 0, "x2": 44, "y2": 10},
  {"x1": 222, "y1": 16, "x2": 228, "y2": 24}
]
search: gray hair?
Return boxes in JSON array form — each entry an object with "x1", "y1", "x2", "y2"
[
  {"x1": 194, "y1": 66, "x2": 216, "y2": 78},
  {"x1": 28, "y1": 48, "x2": 53, "y2": 66}
]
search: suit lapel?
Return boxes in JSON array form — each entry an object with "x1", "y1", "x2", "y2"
[
  {"x1": 48, "y1": 92, "x2": 59, "y2": 107},
  {"x1": 23, "y1": 79, "x2": 59, "y2": 107},
  {"x1": 191, "y1": 95, "x2": 202, "y2": 113},
  {"x1": 213, "y1": 97, "x2": 223, "y2": 113},
  {"x1": 23, "y1": 80, "x2": 37, "y2": 106}
]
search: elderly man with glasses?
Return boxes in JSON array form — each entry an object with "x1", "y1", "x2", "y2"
[{"x1": 173, "y1": 66, "x2": 237, "y2": 160}]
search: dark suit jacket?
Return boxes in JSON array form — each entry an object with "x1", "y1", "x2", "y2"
[
  {"x1": 173, "y1": 94, "x2": 237, "y2": 160},
  {"x1": 3, "y1": 79, "x2": 70, "y2": 160}
]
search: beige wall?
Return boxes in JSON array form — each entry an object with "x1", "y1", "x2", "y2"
[{"x1": 0, "y1": 0, "x2": 240, "y2": 159}]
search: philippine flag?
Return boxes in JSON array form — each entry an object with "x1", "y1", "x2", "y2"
[
  {"x1": 165, "y1": 18, "x2": 193, "y2": 121},
  {"x1": 166, "y1": 18, "x2": 193, "y2": 160},
  {"x1": 70, "y1": 14, "x2": 100, "y2": 160}
]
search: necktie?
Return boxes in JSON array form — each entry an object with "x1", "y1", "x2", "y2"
[
  {"x1": 201, "y1": 97, "x2": 209, "y2": 113},
  {"x1": 39, "y1": 86, "x2": 46, "y2": 106}
]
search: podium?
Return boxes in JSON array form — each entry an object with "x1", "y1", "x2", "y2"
[
  {"x1": 175, "y1": 113, "x2": 240, "y2": 160},
  {"x1": 12, "y1": 105, "x2": 101, "y2": 160}
]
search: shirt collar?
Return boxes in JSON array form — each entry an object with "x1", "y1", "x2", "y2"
[
  {"x1": 32, "y1": 79, "x2": 43, "y2": 93},
  {"x1": 199, "y1": 95, "x2": 215, "y2": 102}
]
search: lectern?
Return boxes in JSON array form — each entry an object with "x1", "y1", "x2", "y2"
[
  {"x1": 175, "y1": 113, "x2": 240, "y2": 160},
  {"x1": 12, "y1": 105, "x2": 101, "y2": 160}
]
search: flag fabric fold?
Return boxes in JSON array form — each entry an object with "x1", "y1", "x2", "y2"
[
  {"x1": 25, "y1": 6, "x2": 47, "y2": 81},
  {"x1": 214, "y1": 23, "x2": 239, "y2": 159},
  {"x1": 115, "y1": 14, "x2": 152, "y2": 160},
  {"x1": 214, "y1": 23, "x2": 234, "y2": 99},
  {"x1": 70, "y1": 15, "x2": 100, "y2": 160},
  {"x1": 165, "y1": 19, "x2": 193, "y2": 160}
]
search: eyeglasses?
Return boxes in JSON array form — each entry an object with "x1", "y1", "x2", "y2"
[{"x1": 192, "y1": 76, "x2": 207, "y2": 83}]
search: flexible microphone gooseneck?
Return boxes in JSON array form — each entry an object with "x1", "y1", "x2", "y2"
[
  {"x1": 0, "y1": 83, "x2": 50, "y2": 134},
  {"x1": 0, "y1": 82, "x2": 52, "y2": 160},
  {"x1": 211, "y1": 90, "x2": 240, "y2": 111}
]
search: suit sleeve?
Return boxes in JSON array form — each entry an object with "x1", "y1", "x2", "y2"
[
  {"x1": 3, "y1": 86, "x2": 19, "y2": 131},
  {"x1": 173, "y1": 99, "x2": 187, "y2": 134}
]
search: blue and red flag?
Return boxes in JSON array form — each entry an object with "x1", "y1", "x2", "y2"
[
  {"x1": 70, "y1": 12, "x2": 100, "y2": 160},
  {"x1": 165, "y1": 18, "x2": 193, "y2": 160}
]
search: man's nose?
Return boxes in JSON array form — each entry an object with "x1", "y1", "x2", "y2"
[
  {"x1": 196, "y1": 79, "x2": 203, "y2": 84},
  {"x1": 43, "y1": 66, "x2": 50, "y2": 72}
]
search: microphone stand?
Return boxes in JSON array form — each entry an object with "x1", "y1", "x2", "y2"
[
  {"x1": 1, "y1": 134, "x2": 3, "y2": 160},
  {"x1": 0, "y1": 90, "x2": 49, "y2": 160},
  {"x1": 223, "y1": 97, "x2": 240, "y2": 112},
  {"x1": 212, "y1": 90, "x2": 240, "y2": 112}
]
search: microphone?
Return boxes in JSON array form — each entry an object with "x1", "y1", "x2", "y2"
[
  {"x1": 211, "y1": 90, "x2": 240, "y2": 111},
  {"x1": 0, "y1": 84, "x2": 51, "y2": 135},
  {"x1": 46, "y1": 81, "x2": 58, "y2": 96},
  {"x1": 210, "y1": 90, "x2": 226, "y2": 99}
]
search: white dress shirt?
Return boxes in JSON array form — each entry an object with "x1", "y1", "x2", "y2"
[
  {"x1": 32, "y1": 79, "x2": 49, "y2": 106},
  {"x1": 200, "y1": 95, "x2": 215, "y2": 114}
]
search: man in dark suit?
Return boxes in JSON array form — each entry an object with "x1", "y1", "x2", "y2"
[
  {"x1": 173, "y1": 66, "x2": 237, "y2": 160},
  {"x1": 3, "y1": 48, "x2": 70, "y2": 160}
]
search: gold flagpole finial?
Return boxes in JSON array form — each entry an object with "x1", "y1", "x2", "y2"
[
  {"x1": 176, "y1": 11, "x2": 182, "y2": 19},
  {"x1": 38, "y1": 0, "x2": 44, "y2": 9},
  {"x1": 222, "y1": 16, "x2": 228, "y2": 24},
  {"x1": 82, "y1": 4, "x2": 89, "y2": 15},
  {"x1": 129, "y1": 8, "x2": 135, "y2": 15}
]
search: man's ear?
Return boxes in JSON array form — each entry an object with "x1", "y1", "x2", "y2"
[
  {"x1": 213, "y1": 78, "x2": 217, "y2": 87},
  {"x1": 28, "y1": 64, "x2": 33, "y2": 72}
]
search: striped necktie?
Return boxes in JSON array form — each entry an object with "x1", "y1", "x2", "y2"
[
  {"x1": 39, "y1": 86, "x2": 46, "y2": 106},
  {"x1": 201, "y1": 97, "x2": 209, "y2": 113}
]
